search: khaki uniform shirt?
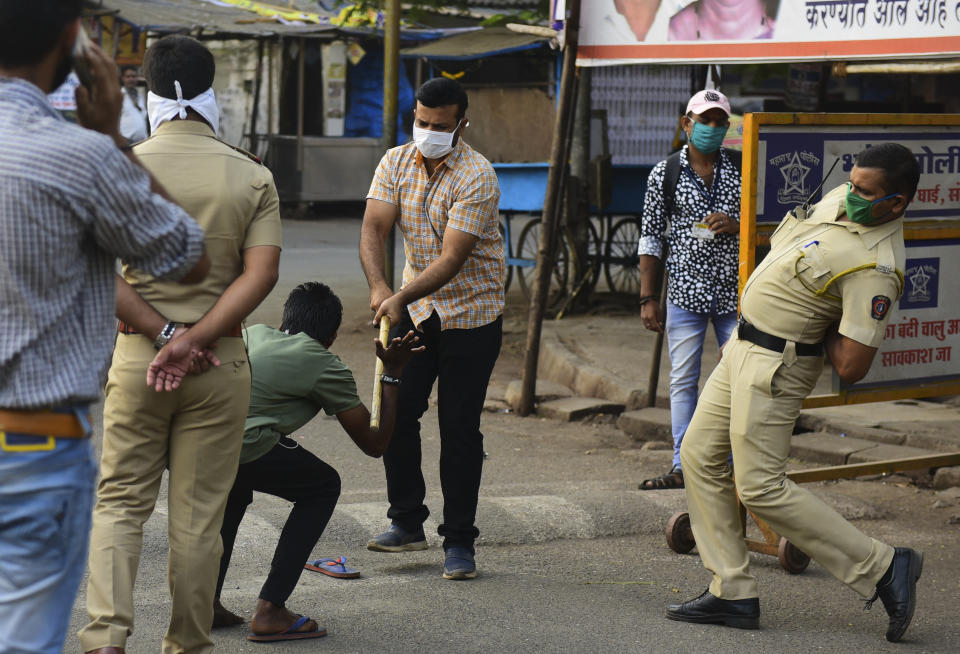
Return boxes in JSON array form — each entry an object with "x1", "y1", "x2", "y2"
[
  {"x1": 740, "y1": 184, "x2": 904, "y2": 348},
  {"x1": 125, "y1": 120, "x2": 282, "y2": 322}
]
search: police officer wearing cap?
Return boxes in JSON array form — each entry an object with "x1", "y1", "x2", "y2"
[{"x1": 668, "y1": 143, "x2": 924, "y2": 643}]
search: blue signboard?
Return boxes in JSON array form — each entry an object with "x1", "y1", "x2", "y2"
[{"x1": 756, "y1": 127, "x2": 960, "y2": 224}]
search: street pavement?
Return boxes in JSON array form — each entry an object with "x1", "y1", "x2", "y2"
[{"x1": 63, "y1": 216, "x2": 960, "y2": 653}]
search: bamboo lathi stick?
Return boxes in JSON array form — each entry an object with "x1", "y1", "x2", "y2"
[{"x1": 370, "y1": 316, "x2": 391, "y2": 429}]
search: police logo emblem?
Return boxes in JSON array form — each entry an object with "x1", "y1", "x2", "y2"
[
  {"x1": 870, "y1": 295, "x2": 891, "y2": 320},
  {"x1": 705, "y1": 91, "x2": 720, "y2": 102}
]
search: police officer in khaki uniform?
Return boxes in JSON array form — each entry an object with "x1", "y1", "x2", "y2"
[
  {"x1": 667, "y1": 144, "x2": 924, "y2": 643},
  {"x1": 80, "y1": 36, "x2": 282, "y2": 654}
]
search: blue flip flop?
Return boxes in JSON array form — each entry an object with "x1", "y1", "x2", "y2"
[
  {"x1": 304, "y1": 556, "x2": 360, "y2": 578},
  {"x1": 247, "y1": 615, "x2": 327, "y2": 641}
]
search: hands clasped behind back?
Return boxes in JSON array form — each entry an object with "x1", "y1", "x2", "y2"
[{"x1": 146, "y1": 327, "x2": 221, "y2": 392}]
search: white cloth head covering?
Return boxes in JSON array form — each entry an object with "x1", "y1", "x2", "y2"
[{"x1": 147, "y1": 80, "x2": 220, "y2": 134}]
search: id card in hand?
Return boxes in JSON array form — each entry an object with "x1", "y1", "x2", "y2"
[{"x1": 691, "y1": 222, "x2": 715, "y2": 240}]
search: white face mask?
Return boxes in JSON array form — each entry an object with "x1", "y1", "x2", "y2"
[{"x1": 412, "y1": 119, "x2": 466, "y2": 159}]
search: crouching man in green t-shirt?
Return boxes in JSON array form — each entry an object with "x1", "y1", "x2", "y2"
[{"x1": 213, "y1": 282, "x2": 422, "y2": 641}]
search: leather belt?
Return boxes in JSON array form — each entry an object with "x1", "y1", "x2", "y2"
[
  {"x1": 738, "y1": 319, "x2": 824, "y2": 357},
  {"x1": 117, "y1": 321, "x2": 243, "y2": 338},
  {"x1": 0, "y1": 407, "x2": 90, "y2": 439}
]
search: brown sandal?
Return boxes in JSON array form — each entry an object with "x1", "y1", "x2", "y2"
[{"x1": 639, "y1": 467, "x2": 684, "y2": 490}]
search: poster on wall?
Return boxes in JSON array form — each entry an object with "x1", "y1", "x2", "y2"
[
  {"x1": 322, "y1": 43, "x2": 348, "y2": 136},
  {"x1": 47, "y1": 73, "x2": 81, "y2": 120},
  {"x1": 99, "y1": 16, "x2": 145, "y2": 65},
  {"x1": 578, "y1": 0, "x2": 960, "y2": 65}
]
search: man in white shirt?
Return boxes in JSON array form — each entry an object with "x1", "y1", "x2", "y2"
[{"x1": 119, "y1": 64, "x2": 147, "y2": 143}]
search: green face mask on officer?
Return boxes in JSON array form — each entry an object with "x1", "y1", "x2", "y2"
[{"x1": 844, "y1": 182, "x2": 901, "y2": 225}]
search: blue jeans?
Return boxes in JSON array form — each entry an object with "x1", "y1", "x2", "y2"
[
  {"x1": 665, "y1": 299, "x2": 737, "y2": 470},
  {"x1": 0, "y1": 437, "x2": 96, "y2": 654}
]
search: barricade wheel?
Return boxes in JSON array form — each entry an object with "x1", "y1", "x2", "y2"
[
  {"x1": 665, "y1": 511, "x2": 696, "y2": 554},
  {"x1": 604, "y1": 217, "x2": 642, "y2": 295},
  {"x1": 777, "y1": 537, "x2": 810, "y2": 574},
  {"x1": 571, "y1": 219, "x2": 602, "y2": 295},
  {"x1": 516, "y1": 218, "x2": 569, "y2": 310}
]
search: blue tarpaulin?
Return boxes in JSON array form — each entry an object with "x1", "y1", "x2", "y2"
[{"x1": 345, "y1": 43, "x2": 415, "y2": 144}]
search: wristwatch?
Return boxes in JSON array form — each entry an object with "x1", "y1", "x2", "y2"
[
  {"x1": 380, "y1": 373, "x2": 401, "y2": 386},
  {"x1": 153, "y1": 321, "x2": 177, "y2": 350}
]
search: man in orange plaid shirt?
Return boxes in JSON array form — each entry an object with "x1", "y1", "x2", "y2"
[{"x1": 360, "y1": 77, "x2": 504, "y2": 580}]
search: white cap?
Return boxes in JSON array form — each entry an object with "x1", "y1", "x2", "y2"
[{"x1": 686, "y1": 89, "x2": 731, "y2": 117}]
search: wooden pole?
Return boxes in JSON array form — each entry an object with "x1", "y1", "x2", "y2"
[
  {"x1": 248, "y1": 38, "x2": 264, "y2": 153},
  {"x1": 382, "y1": 0, "x2": 400, "y2": 291},
  {"x1": 296, "y1": 37, "x2": 305, "y2": 172},
  {"x1": 370, "y1": 317, "x2": 392, "y2": 429},
  {"x1": 267, "y1": 40, "x2": 274, "y2": 139},
  {"x1": 517, "y1": 0, "x2": 581, "y2": 417},
  {"x1": 567, "y1": 65, "x2": 591, "y2": 302},
  {"x1": 646, "y1": 273, "x2": 668, "y2": 407}
]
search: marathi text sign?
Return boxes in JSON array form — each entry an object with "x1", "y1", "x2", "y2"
[
  {"x1": 579, "y1": 0, "x2": 960, "y2": 65},
  {"x1": 850, "y1": 239, "x2": 960, "y2": 388},
  {"x1": 755, "y1": 126, "x2": 960, "y2": 224}
]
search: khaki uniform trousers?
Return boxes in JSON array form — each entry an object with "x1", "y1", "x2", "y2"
[
  {"x1": 679, "y1": 331, "x2": 894, "y2": 600},
  {"x1": 79, "y1": 335, "x2": 250, "y2": 654}
]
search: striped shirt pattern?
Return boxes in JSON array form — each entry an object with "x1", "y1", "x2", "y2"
[
  {"x1": 367, "y1": 140, "x2": 504, "y2": 330},
  {"x1": 0, "y1": 78, "x2": 205, "y2": 409}
]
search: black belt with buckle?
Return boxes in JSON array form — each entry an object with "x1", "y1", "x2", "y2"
[{"x1": 738, "y1": 319, "x2": 823, "y2": 357}]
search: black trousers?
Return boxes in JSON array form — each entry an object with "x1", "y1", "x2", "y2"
[
  {"x1": 216, "y1": 437, "x2": 341, "y2": 607},
  {"x1": 384, "y1": 311, "x2": 502, "y2": 551}
]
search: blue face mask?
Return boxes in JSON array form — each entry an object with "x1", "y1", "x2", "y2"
[{"x1": 689, "y1": 121, "x2": 726, "y2": 154}]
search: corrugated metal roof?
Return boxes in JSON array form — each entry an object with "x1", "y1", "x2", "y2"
[
  {"x1": 91, "y1": 1, "x2": 498, "y2": 41},
  {"x1": 91, "y1": 0, "x2": 338, "y2": 38},
  {"x1": 464, "y1": 0, "x2": 543, "y2": 8},
  {"x1": 400, "y1": 26, "x2": 549, "y2": 60}
]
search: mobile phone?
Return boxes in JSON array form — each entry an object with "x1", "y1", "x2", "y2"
[{"x1": 72, "y1": 24, "x2": 96, "y2": 89}]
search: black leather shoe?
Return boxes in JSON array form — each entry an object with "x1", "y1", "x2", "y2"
[
  {"x1": 666, "y1": 590, "x2": 760, "y2": 630},
  {"x1": 866, "y1": 547, "x2": 923, "y2": 642}
]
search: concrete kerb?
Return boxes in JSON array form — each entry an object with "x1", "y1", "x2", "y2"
[
  {"x1": 617, "y1": 408, "x2": 673, "y2": 445},
  {"x1": 790, "y1": 432, "x2": 883, "y2": 465},
  {"x1": 934, "y1": 466, "x2": 960, "y2": 489},
  {"x1": 538, "y1": 328, "x2": 648, "y2": 409},
  {"x1": 795, "y1": 415, "x2": 908, "y2": 446},
  {"x1": 536, "y1": 397, "x2": 626, "y2": 421}
]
